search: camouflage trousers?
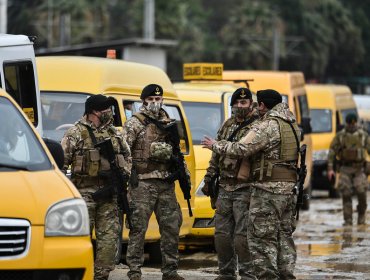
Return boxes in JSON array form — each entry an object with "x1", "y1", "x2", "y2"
[
  {"x1": 248, "y1": 187, "x2": 297, "y2": 280},
  {"x1": 126, "y1": 179, "x2": 182, "y2": 278},
  {"x1": 214, "y1": 187, "x2": 255, "y2": 280},
  {"x1": 80, "y1": 189, "x2": 121, "y2": 280},
  {"x1": 338, "y1": 166, "x2": 368, "y2": 225}
]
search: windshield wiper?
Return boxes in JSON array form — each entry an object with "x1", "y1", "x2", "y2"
[{"x1": 0, "y1": 163, "x2": 30, "y2": 171}]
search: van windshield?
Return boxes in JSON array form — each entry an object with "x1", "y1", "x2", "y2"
[
  {"x1": 310, "y1": 109, "x2": 332, "y2": 133},
  {"x1": 0, "y1": 97, "x2": 52, "y2": 171},
  {"x1": 41, "y1": 92, "x2": 88, "y2": 142},
  {"x1": 182, "y1": 102, "x2": 222, "y2": 144}
]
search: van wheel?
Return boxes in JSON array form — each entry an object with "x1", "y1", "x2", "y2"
[{"x1": 146, "y1": 241, "x2": 162, "y2": 264}]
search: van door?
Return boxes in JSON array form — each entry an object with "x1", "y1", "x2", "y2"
[{"x1": 0, "y1": 34, "x2": 41, "y2": 133}]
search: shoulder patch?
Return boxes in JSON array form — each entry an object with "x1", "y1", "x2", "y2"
[{"x1": 81, "y1": 130, "x2": 89, "y2": 140}]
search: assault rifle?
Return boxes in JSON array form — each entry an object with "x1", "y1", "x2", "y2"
[
  {"x1": 144, "y1": 115, "x2": 193, "y2": 217},
  {"x1": 295, "y1": 144, "x2": 307, "y2": 220},
  {"x1": 93, "y1": 138, "x2": 132, "y2": 229}
]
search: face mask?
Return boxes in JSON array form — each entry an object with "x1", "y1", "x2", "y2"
[
  {"x1": 99, "y1": 111, "x2": 113, "y2": 124},
  {"x1": 125, "y1": 110, "x2": 133, "y2": 119},
  {"x1": 146, "y1": 102, "x2": 162, "y2": 115},
  {"x1": 232, "y1": 107, "x2": 250, "y2": 120},
  {"x1": 346, "y1": 124, "x2": 357, "y2": 133}
]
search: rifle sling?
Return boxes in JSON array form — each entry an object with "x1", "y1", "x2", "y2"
[{"x1": 81, "y1": 124, "x2": 98, "y2": 146}]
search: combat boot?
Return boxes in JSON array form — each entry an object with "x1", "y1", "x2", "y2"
[{"x1": 162, "y1": 272, "x2": 185, "y2": 280}]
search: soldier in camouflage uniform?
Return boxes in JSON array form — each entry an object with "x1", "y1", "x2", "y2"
[
  {"x1": 201, "y1": 88, "x2": 258, "y2": 280},
  {"x1": 61, "y1": 94, "x2": 132, "y2": 280},
  {"x1": 202, "y1": 89, "x2": 300, "y2": 280},
  {"x1": 124, "y1": 84, "x2": 187, "y2": 280},
  {"x1": 327, "y1": 113, "x2": 369, "y2": 226}
]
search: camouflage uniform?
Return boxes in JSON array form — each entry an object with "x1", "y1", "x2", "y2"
[
  {"x1": 124, "y1": 106, "x2": 185, "y2": 280},
  {"x1": 328, "y1": 126, "x2": 369, "y2": 225},
  {"x1": 211, "y1": 103, "x2": 299, "y2": 280},
  {"x1": 61, "y1": 116, "x2": 131, "y2": 280},
  {"x1": 204, "y1": 115, "x2": 258, "y2": 280}
]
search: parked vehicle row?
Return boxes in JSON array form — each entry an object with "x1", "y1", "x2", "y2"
[{"x1": 2, "y1": 33, "x2": 369, "y2": 276}]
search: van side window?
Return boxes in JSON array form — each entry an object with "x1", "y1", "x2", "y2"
[
  {"x1": 3, "y1": 61, "x2": 38, "y2": 126},
  {"x1": 163, "y1": 105, "x2": 190, "y2": 154},
  {"x1": 297, "y1": 95, "x2": 310, "y2": 119},
  {"x1": 336, "y1": 111, "x2": 341, "y2": 127}
]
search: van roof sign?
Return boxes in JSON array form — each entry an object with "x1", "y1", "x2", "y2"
[{"x1": 183, "y1": 63, "x2": 223, "y2": 80}]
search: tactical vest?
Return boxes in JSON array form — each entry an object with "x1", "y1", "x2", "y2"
[
  {"x1": 339, "y1": 129, "x2": 367, "y2": 163},
  {"x1": 132, "y1": 113, "x2": 172, "y2": 174},
  {"x1": 218, "y1": 118, "x2": 250, "y2": 181},
  {"x1": 251, "y1": 117, "x2": 299, "y2": 182},
  {"x1": 71, "y1": 123, "x2": 126, "y2": 179}
]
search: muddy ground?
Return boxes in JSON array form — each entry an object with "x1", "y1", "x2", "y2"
[{"x1": 109, "y1": 191, "x2": 370, "y2": 280}]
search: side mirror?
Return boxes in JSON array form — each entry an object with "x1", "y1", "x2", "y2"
[
  {"x1": 43, "y1": 138, "x2": 64, "y2": 169},
  {"x1": 301, "y1": 117, "x2": 312, "y2": 134}
]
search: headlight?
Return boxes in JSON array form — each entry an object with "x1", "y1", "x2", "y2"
[
  {"x1": 313, "y1": 149, "x2": 329, "y2": 161},
  {"x1": 195, "y1": 179, "x2": 206, "y2": 197},
  {"x1": 45, "y1": 199, "x2": 90, "y2": 236}
]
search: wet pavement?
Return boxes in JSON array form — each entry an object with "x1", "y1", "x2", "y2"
[{"x1": 109, "y1": 191, "x2": 370, "y2": 280}]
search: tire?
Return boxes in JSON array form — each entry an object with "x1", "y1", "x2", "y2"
[{"x1": 146, "y1": 241, "x2": 162, "y2": 264}]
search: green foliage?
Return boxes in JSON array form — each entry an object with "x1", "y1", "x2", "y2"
[{"x1": 6, "y1": 0, "x2": 369, "y2": 79}]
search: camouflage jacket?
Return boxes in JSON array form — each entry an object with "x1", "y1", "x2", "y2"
[
  {"x1": 61, "y1": 116, "x2": 132, "y2": 184},
  {"x1": 211, "y1": 103, "x2": 299, "y2": 194},
  {"x1": 123, "y1": 106, "x2": 190, "y2": 180},
  {"x1": 328, "y1": 127, "x2": 370, "y2": 170},
  {"x1": 204, "y1": 114, "x2": 258, "y2": 191}
]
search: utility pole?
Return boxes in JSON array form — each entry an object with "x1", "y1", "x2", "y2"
[
  {"x1": 143, "y1": 0, "x2": 155, "y2": 40},
  {"x1": 272, "y1": 14, "x2": 280, "y2": 70},
  {"x1": 47, "y1": 0, "x2": 53, "y2": 47},
  {"x1": 0, "y1": 0, "x2": 7, "y2": 33}
]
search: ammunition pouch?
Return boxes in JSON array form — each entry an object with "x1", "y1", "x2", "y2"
[
  {"x1": 252, "y1": 165, "x2": 297, "y2": 182},
  {"x1": 149, "y1": 142, "x2": 173, "y2": 162},
  {"x1": 341, "y1": 148, "x2": 364, "y2": 162}
]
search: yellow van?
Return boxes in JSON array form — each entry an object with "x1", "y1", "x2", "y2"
[
  {"x1": 36, "y1": 56, "x2": 195, "y2": 261},
  {"x1": 306, "y1": 84, "x2": 358, "y2": 197},
  {"x1": 174, "y1": 64, "x2": 249, "y2": 244},
  {"x1": 0, "y1": 88, "x2": 93, "y2": 279},
  {"x1": 223, "y1": 70, "x2": 312, "y2": 209}
]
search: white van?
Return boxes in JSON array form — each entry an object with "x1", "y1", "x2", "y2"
[{"x1": 0, "y1": 34, "x2": 42, "y2": 133}]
